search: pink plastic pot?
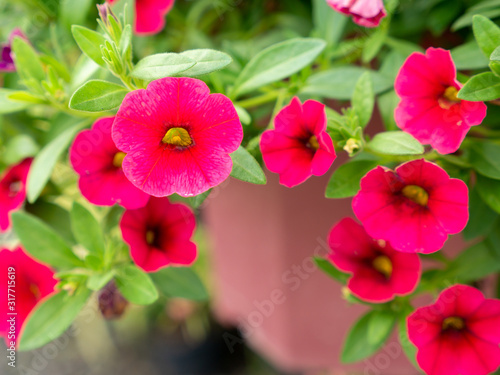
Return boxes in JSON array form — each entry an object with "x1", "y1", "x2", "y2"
[{"x1": 204, "y1": 160, "x2": 468, "y2": 374}]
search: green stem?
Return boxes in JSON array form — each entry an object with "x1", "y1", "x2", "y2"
[{"x1": 235, "y1": 90, "x2": 281, "y2": 109}]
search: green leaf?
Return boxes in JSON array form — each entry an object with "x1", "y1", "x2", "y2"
[
  {"x1": 186, "y1": 189, "x2": 212, "y2": 209},
  {"x1": 69, "y1": 80, "x2": 128, "y2": 112},
  {"x1": 352, "y1": 72, "x2": 374, "y2": 128},
  {"x1": 230, "y1": 146, "x2": 267, "y2": 184},
  {"x1": 3, "y1": 135, "x2": 39, "y2": 165},
  {"x1": 473, "y1": 15, "x2": 500, "y2": 58},
  {"x1": 367, "y1": 310, "x2": 396, "y2": 346},
  {"x1": 490, "y1": 45, "x2": 500, "y2": 61},
  {"x1": 27, "y1": 122, "x2": 85, "y2": 203},
  {"x1": 70, "y1": 202, "x2": 105, "y2": 256},
  {"x1": 452, "y1": 8, "x2": 500, "y2": 30},
  {"x1": 378, "y1": 90, "x2": 399, "y2": 131},
  {"x1": 463, "y1": 187, "x2": 498, "y2": 240},
  {"x1": 362, "y1": 28, "x2": 388, "y2": 63},
  {"x1": 87, "y1": 271, "x2": 115, "y2": 291},
  {"x1": 313, "y1": 257, "x2": 350, "y2": 283},
  {"x1": 11, "y1": 36, "x2": 45, "y2": 83},
  {"x1": 19, "y1": 288, "x2": 92, "y2": 351},
  {"x1": 71, "y1": 25, "x2": 107, "y2": 67},
  {"x1": 177, "y1": 49, "x2": 232, "y2": 77},
  {"x1": 451, "y1": 41, "x2": 489, "y2": 70},
  {"x1": 131, "y1": 53, "x2": 196, "y2": 80},
  {"x1": 301, "y1": 67, "x2": 393, "y2": 100},
  {"x1": 0, "y1": 89, "x2": 31, "y2": 114},
  {"x1": 25, "y1": 200, "x2": 75, "y2": 245},
  {"x1": 313, "y1": 0, "x2": 347, "y2": 46},
  {"x1": 115, "y1": 265, "x2": 159, "y2": 305},
  {"x1": 476, "y1": 174, "x2": 500, "y2": 214},
  {"x1": 459, "y1": 72, "x2": 500, "y2": 101},
  {"x1": 103, "y1": 205, "x2": 125, "y2": 232},
  {"x1": 151, "y1": 267, "x2": 209, "y2": 301},
  {"x1": 342, "y1": 310, "x2": 395, "y2": 363},
  {"x1": 233, "y1": 38, "x2": 326, "y2": 97},
  {"x1": 469, "y1": 141, "x2": 500, "y2": 180},
  {"x1": 325, "y1": 160, "x2": 379, "y2": 199},
  {"x1": 11, "y1": 211, "x2": 83, "y2": 269},
  {"x1": 60, "y1": 0, "x2": 94, "y2": 30},
  {"x1": 443, "y1": 241, "x2": 500, "y2": 282},
  {"x1": 368, "y1": 131, "x2": 424, "y2": 155}
]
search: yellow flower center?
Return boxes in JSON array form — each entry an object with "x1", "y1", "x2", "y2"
[
  {"x1": 372, "y1": 255, "x2": 393, "y2": 279},
  {"x1": 162, "y1": 127, "x2": 193, "y2": 147},
  {"x1": 402, "y1": 185, "x2": 429, "y2": 206},
  {"x1": 30, "y1": 283, "x2": 41, "y2": 300},
  {"x1": 442, "y1": 316, "x2": 465, "y2": 331},
  {"x1": 113, "y1": 152, "x2": 126, "y2": 168},
  {"x1": 308, "y1": 135, "x2": 319, "y2": 151},
  {"x1": 438, "y1": 86, "x2": 461, "y2": 109},
  {"x1": 8, "y1": 180, "x2": 22, "y2": 197},
  {"x1": 146, "y1": 230, "x2": 156, "y2": 245}
]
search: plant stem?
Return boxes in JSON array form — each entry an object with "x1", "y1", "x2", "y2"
[{"x1": 235, "y1": 90, "x2": 281, "y2": 109}]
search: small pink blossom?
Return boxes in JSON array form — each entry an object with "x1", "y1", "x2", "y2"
[
  {"x1": 112, "y1": 77, "x2": 242, "y2": 197},
  {"x1": 352, "y1": 159, "x2": 468, "y2": 254},
  {"x1": 326, "y1": 0, "x2": 386, "y2": 28},
  {"x1": 69, "y1": 117, "x2": 150, "y2": 209},
  {"x1": 0, "y1": 158, "x2": 32, "y2": 232},
  {"x1": 395, "y1": 48, "x2": 487, "y2": 154},
  {"x1": 408, "y1": 285, "x2": 500, "y2": 375},
  {"x1": 328, "y1": 218, "x2": 421, "y2": 303},
  {"x1": 0, "y1": 29, "x2": 28, "y2": 72},
  {"x1": 260, "y1": 97, "x2": 336, "y2": 188},
  {"x1": 120, "y1": 197, "x2": 197, "y2": 272},
  {"x1": 0, "y1": 247, "x2": 57, "y2": 346},
  {"x1": 108, "y1": 0, "x2": 175, "y2": 35}
]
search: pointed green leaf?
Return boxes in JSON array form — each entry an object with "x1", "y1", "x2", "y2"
[
  {"x1": 325, "y1": 160, "x2": 379, "y2": 199},
  {"x1": 342, "y1": 310, "x2": 395, "y2": 363},
  {"x1": 368, "y1": 131, "x2": 424, "y2": 155},
  {"x1": 230, "y1": 146, "x2": 267, "y2": 184},
  {"x1": 131, "y1": 53, "x2": 196, "y2": 80},
  {"x1": 151, "y1": 267, "x2": 209, "y2": 301},
  {"x1": 69, "y1": 80, "x2": 128, "y2": 112},
  {"x1": 458, "y1": 72, "x2": 500, "y2": 101},
  {"x1": 352, "y1": 72, "x2": 375, "y2": 128},
  {"x1": 72, "y1": 25, "x2": 107, "y2": 67},
  {"x1": 11, "y1": 211, "x2": 83, "y2": 269},
  {"x1": 19, "y1": 289, "x2": 92, "y2": 351},
  {"x1": 233, "y1": 38, "x2": 326, "y2": 97},
  {"x1": 472, "y1": 15, "x2": 500, "y2": 58},
  {"x1": 313, "y1": 257, "x2": 350, "y2": 283},
  {"x1": 27, "y1": 122, "x2": 86, "y2": 203},
  {"x1": 70, "y1": 202, "x2": 105, "y2": 256},
  {"x1": 115, "y1": 265, "x2": 159, "y2": 305},
  {"x1": 178, "y1": 49, "x2": 232, "y2": 77}
]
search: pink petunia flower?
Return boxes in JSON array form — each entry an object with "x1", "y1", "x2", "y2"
[
  {"x1": 260, "y1": 97, "x2": 336, "y2": 188},
  {"x1": 327, "y1": 217, "x2": 421, "y2": 303},
  {"x1": 326, "y1": 0, "x2": 386, "y2": 28},
  {"x1": 0, "y1": 29, "x2": 28, "y2": 72},
  {"x1": 394, "y1": 48, "x2": 487, "y2": 154},
  {"x1": 107, "y1": 0, "x2": 175, "y2": 35},
  {"x1": 0, "y1": 247, "x2": 57, "y2": 346},
  {"x1": 120, "y1": 197, "x2": 197, "y2": 272},
  {"x1": 352, "y1": 159, "x2": 468, "y2": 254},
  {"x1": 69, "y1": 117, "x2": 150, "y2": 209},
  {"x1": 112, "y1": 77, "x2": 242, "y2": 197},
  {"x1": 0, "y1": 158, "x2": 32, "y2": 232},
  {"x1": 408, "y1": 284, "x2": 500, "y2": 375}
]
